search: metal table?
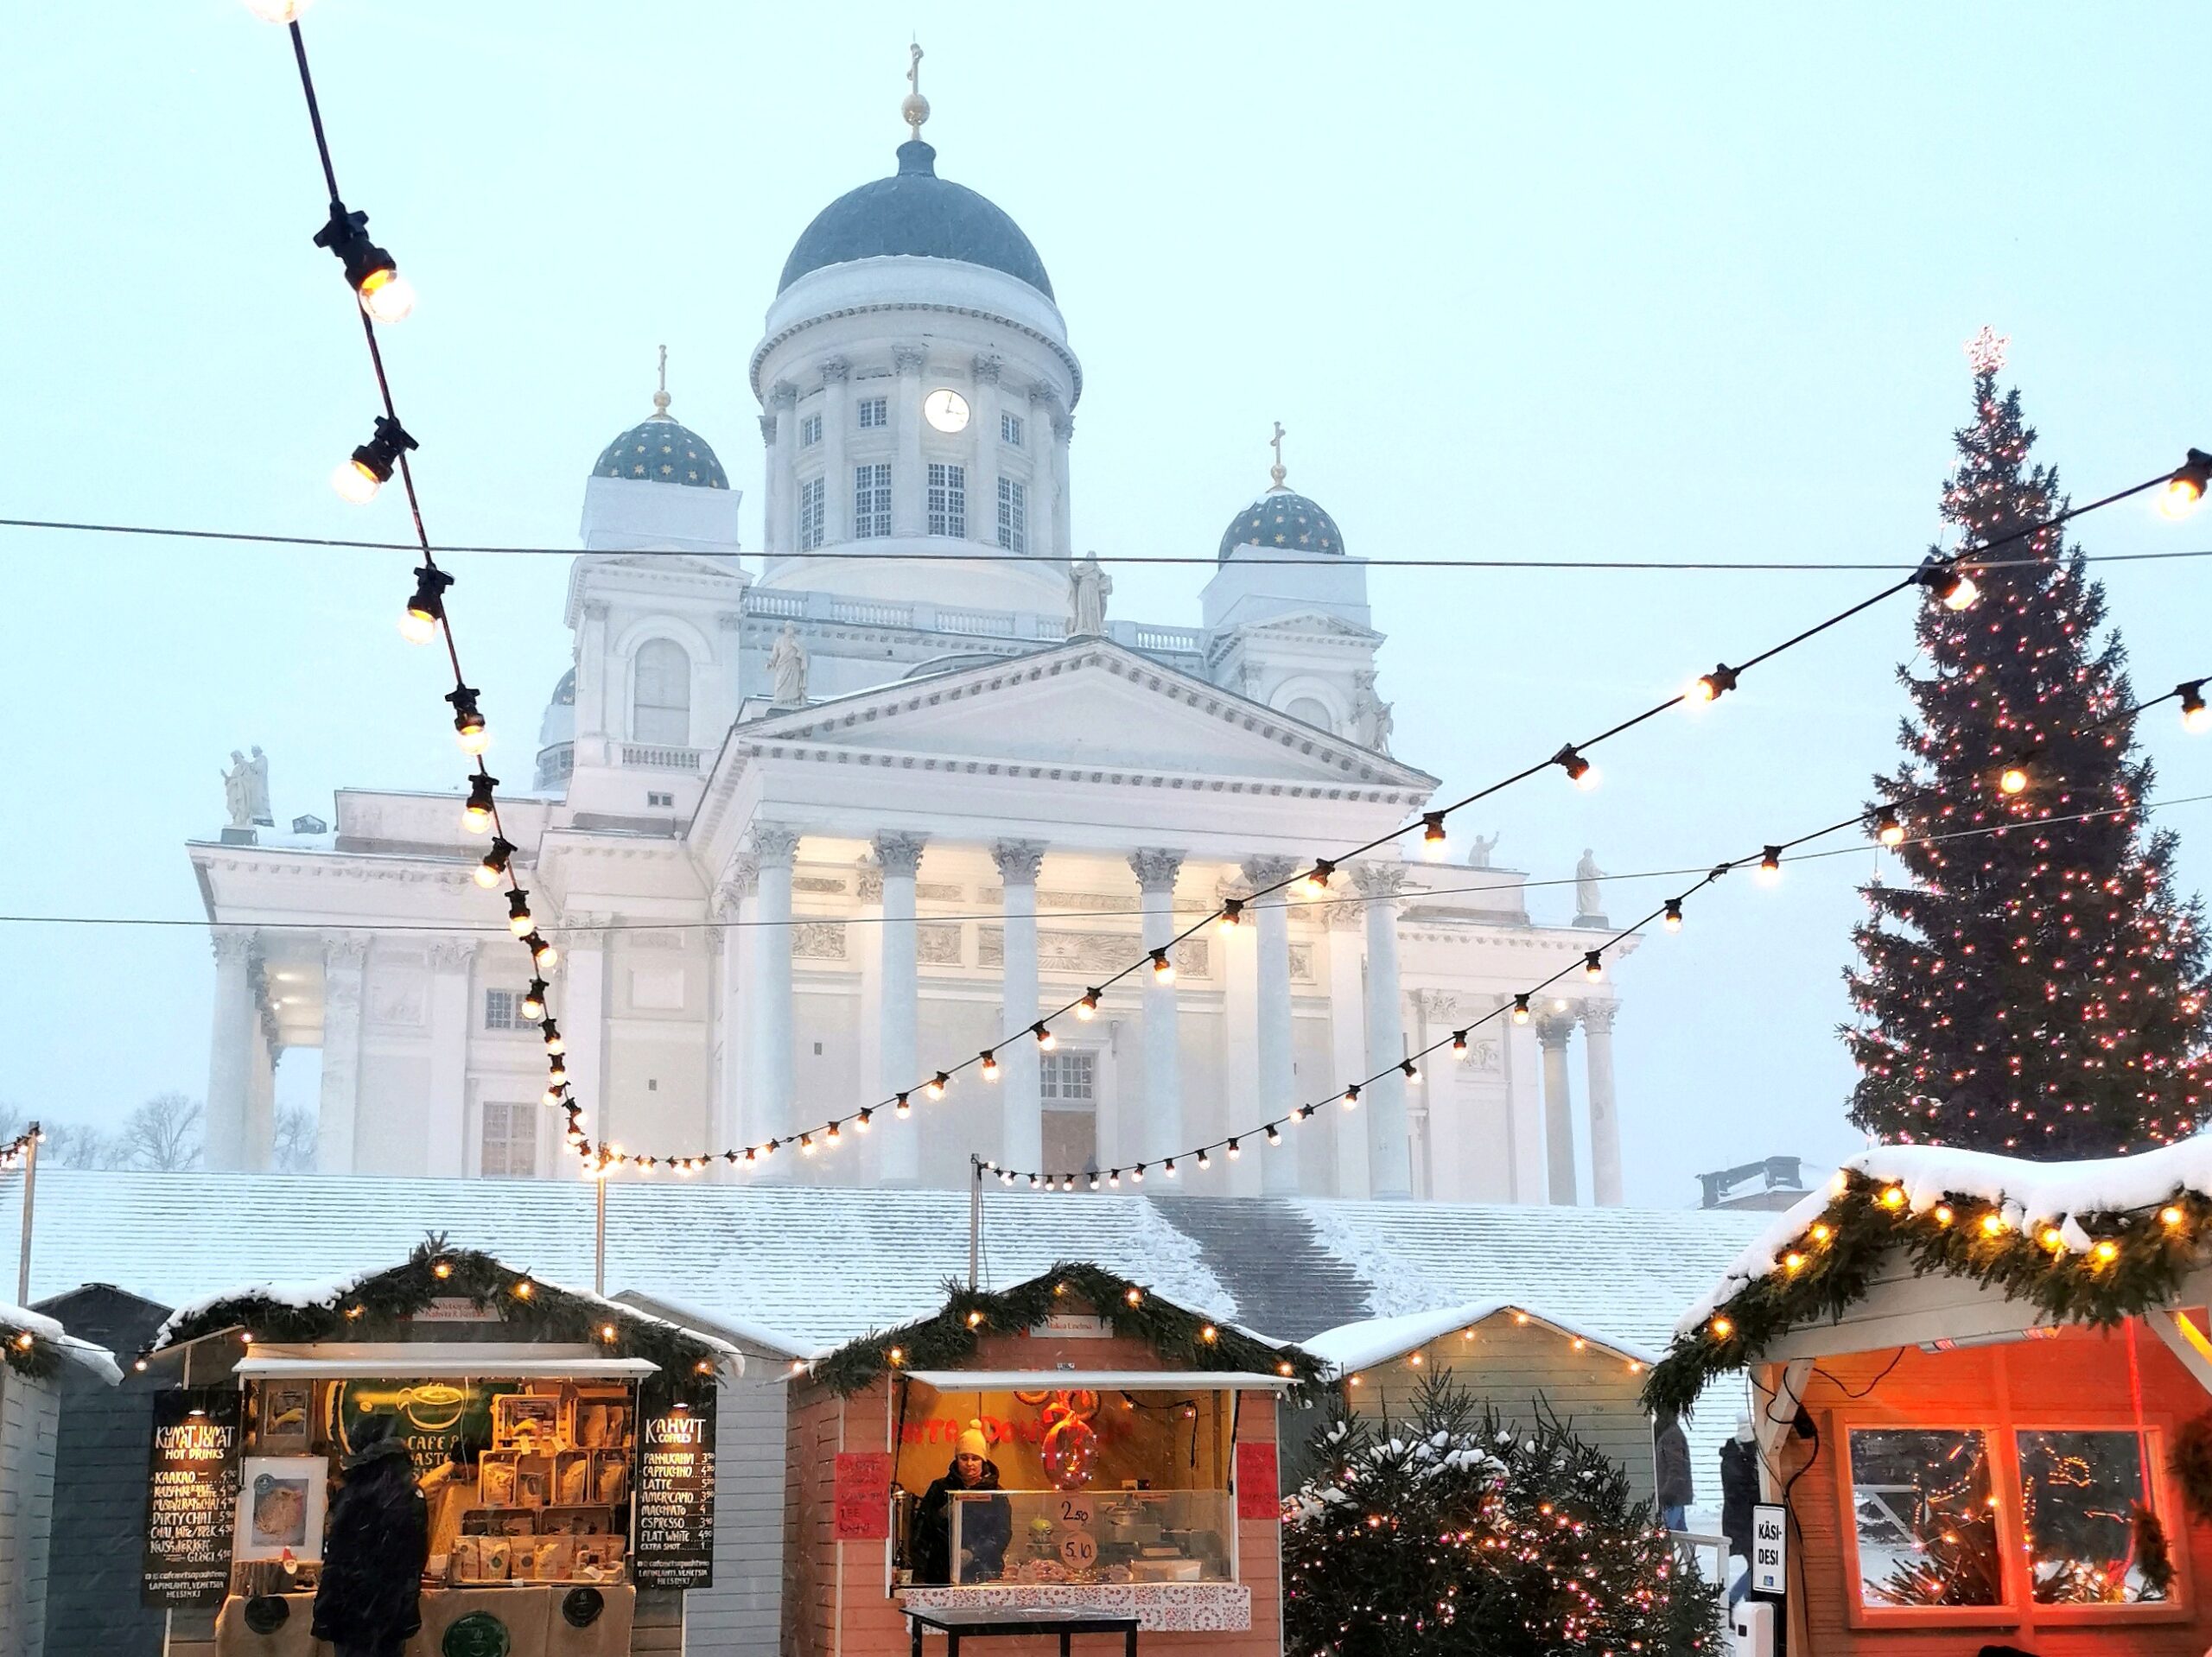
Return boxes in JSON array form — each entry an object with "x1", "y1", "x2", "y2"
[{"x1": 906, "y1": 1603, "x2": 1139, "y2": 1657}]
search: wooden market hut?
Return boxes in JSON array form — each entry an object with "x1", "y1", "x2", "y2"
[
  {"x1": 0, "y1": 1298, "x2": 122, "y2": 1657},
  {"x1": 136, "y1": 1240, "x2": 738, "y2": 1657},
  {"x1": 1643, "y1": 1142, "x2": 2212, "y2": 1656},
  {"x1": 1294, "y1": 1299, "x2": 1660, "y2": 1498},
  {"x1": 783, "y1": 1262, "x2": 1323, "y2": 1657}
]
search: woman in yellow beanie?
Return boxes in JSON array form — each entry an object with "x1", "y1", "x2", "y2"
[{"x1": 910, "y1": 1425, "x2": 1012, "y2": 1584}]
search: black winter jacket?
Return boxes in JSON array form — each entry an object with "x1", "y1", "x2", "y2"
[
  {"x1": 1653, "y1": 1417, "x2": 1694, "y2": 1510},
  {"x1": 910, "y1": 1458, "x2": 1011, "y2": 1584},
  {"x1": 1719, "y1": 1436, "x2": 1759, "y2": 1557},
  {"x1": 312, "y1": 1442, "x2": 429, "y2": 1649}
]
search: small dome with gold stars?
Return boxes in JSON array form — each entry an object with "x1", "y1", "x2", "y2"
[
  {"x1": 1219, "y1": 488, "x2": 1344, "y2": 562},
  {"x1": 593, "y1": 378, "x2": 728, "y2": 490}
]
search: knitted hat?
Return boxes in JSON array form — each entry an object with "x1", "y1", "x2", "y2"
[{"x1": 956, "y1": 1425, "x2": 990, "y2": 1460}]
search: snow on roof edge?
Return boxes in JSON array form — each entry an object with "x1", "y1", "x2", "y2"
[
  {"x1": 1672, "y1": 1140, "x2": 2212, "y2": 1340},
  {"x1": 1303, "y1": 1298, "x2": 1659, "y2": 1374},
  {"x1": 3, "y1": 1299, "x2": 121, "y2": 1385}
]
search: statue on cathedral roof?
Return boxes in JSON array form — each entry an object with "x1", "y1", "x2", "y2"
[
  {"x1": 767, "y1": 623, "x2": 810, "y2": 709},
  {"x1": 223, "y1": 746, "x2": 271, "y2": 828},
  {"x1": 1068, "y1": 551, "x2": 1112, "y2": 638}
]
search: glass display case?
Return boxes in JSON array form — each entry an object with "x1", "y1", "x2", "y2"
[{"x1": 950, "y1": 1488, "x2": 1236, "y2": 1586}]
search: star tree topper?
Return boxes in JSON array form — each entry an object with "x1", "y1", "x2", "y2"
[{"x1": 1965, "y1": 325, "x2": 2010, "y2": 376}]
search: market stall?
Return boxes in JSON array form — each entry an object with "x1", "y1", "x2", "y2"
[
  {"x1": 132, "y1": 1240, "x2": 734, "y2": 1657},
  {"x1": 1643, "y1": 1142, "x2": 2212, "y2": 1655},
  {"x1": 784, "y1": 1264, "x2": 1322, "y2": 1657}
]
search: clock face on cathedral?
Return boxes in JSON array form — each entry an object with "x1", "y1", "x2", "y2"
[{"x1": 922, "y1": 388, "x2": 970, "y2": 433}]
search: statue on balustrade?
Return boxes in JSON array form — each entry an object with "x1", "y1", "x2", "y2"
[
  {"x1": 767, "y1": 622, "x2": 810, "y2": 708},
  {"x1": 1067, "y1": 551, "x2": 1112, "y2": 638}
]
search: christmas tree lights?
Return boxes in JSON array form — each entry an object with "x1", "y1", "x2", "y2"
[{"x1": 1846, "y1": 349, "x2": 2211, "y2": 1158}]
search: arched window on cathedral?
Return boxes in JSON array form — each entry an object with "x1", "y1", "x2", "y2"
[
  {"x1": 632, "y1": 638, "x2": 692, "y2": 746},
  {"x1": 1283, "y1": 695, "x2": 1336, "y2": 735}
]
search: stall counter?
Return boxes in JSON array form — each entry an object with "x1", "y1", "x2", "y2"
[
  {"x1": 214, "y1": 1584, "x2": 636, "y2": 1657},
  {"x1": 899, "y1": 1583, "x2": 1251, "y2": 1632}
]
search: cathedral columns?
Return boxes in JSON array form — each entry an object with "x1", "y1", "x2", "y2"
[
  {"x1": 317, "y1": 933, "x2": 369, "y2": 1174},
  {"x1": 245, "y1": 1006, "x2": 277, "y2": 1175},
  {"x1": 1536, "y1": 1012, "x2": 1580, "y2": 1205},
  {"x1": 1029, "y1": 386, "x2": 1060, "y2": 562},
  {"x1": 1050, "y1": 409, "x2": 1074, "y2": 563},
  {"x1": 1323, "y1": 905, "x2": 1369, "y2": 1197},
  {"x1": 746, "y1": 826, "x2": 803, "y2": 1153},
  {"x1": 713, "y1": 882, "x2": 749, "y2": 1164},
  {"x1": 762, "y1": 382, "x2": 796, "y2": 556},
  {"x1": 1502, "y1": 1000, "x2": 1547, "y2": 1203},
  {"x1": 972, "y1": 356, "x2": 1004, "y2": 548},
  {"x1": 874, "y1": 833, "x2": 927, "y2": 1184},
  {"x1": 1354, "y1": 862, "x2": 1412, "y2": 1201},
  {"x1": 206, "y1": 927, "x2": 257, "y2": 1171},
  {"x1": 994, "y1": 841, "x2": 1047, "y2": 1174},
  {"x1": 893, "y1": 346, "x2": 927, "y2": 536},
  {"x1": 1582, "y1": 1000, "x2": 1624, "y2": 1206},
  {"x1": 426, "y1": 937, "x2": 476, "y2": 1178},
  {"x1": 819, "y1": 359, "x2": 851, "y2": 543},
  {"x1": 1128, "y1": 848, "x2": 1184, "y2": 1157},
  {"x1": 1242, "y1": 856, "x2": 1303, "y2": 1197}
]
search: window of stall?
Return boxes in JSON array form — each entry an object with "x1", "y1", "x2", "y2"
[
  {"x1": 892, "y1": 1381, "x2": 1241, "y2": 1590},
  {"x1": 1838, "y1": 1417, "x2": 2189, "y2": 1628},
  {"x1": 226, "y1": 1373, "x2": 639, "y2": 1597}
]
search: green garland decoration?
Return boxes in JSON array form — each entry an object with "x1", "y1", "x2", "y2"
[
  {"x1": 140, "y1": 1235, "x2": 727, "y2": 1403},
  {"x1": 1642, "y1": 1171, "x2": 2212, "y2": 1417},
  {"x1": 2169, "y1": 1411, "x2": 2212, "y2": 1527},
  {"x1": 808, "y1": 1260, "x2": 1325, "y2": 1397},
  {"x1": 2133, "y1": 1503, "x2": 2175, "y2": 1597}
]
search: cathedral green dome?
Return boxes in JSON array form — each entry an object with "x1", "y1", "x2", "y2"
[
  {"x1": 594, "y1": 402, "x2": 728, "y2": 490},
  {"x1": 779, "y1": 140, "x2": 1054, "y2": 301},
  {"x1": 1219, "y1": 487, "x2": 1345, "y2": 562}
]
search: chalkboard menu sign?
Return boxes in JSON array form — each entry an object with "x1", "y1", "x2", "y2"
[
  {"x1": 143, "y1": 1388, "x2": 243, "y2": 1607},
  {"x1": 632, "y1": 1381, "x2": 715, "y2": 1588}
]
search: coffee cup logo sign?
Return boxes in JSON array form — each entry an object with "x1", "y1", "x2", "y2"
[
  {"x1": 442, "y1": 1610, "x2": 512, "y2": 1657},
  {"x1": 1751, "y1": 1503, "x2": 1787, "y2": 1596}
]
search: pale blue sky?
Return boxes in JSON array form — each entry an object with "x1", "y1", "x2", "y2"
[{"x1": 1, "y1": 3, "x2": 2204, "y2": 1203}]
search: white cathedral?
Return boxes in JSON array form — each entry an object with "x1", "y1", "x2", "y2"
[{"x1": 189, "y1": 77, "x2": 1632, "y2": 1204}]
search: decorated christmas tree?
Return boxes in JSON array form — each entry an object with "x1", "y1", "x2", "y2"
[
  {"x1": 1282, "y1": 1377, "x2": 1721, "y2": 1656},
  {"x1": 1844, "y1": 331, "x2": 2210, "y2": 1156}
]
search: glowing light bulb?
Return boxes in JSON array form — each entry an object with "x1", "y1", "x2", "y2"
[
  {"x1": 242, "y1": 0, "x2": 315, "y2": 20},
  {"x1": 1217, "y1": 899, "x2": 1243, "y2": 932},
  {"x1": 506, "y1": 890, "x2": 534, "y2": 937},
  {"x1": 2160, "y1": 450, "x2": 2210, "y2": 519},
  {"x1": 1662, "y1": 898, "x2": 1682, "y2": 933},
  {"x1": 359, "y1": 268, "x2": 416, "y2": 324},
  {"x1": 1511, "y1": 994, "x2": 1531, "y2": 1025},
  {"x1": 1421, "y1": 812, "x2": 1447, "y2": 859},
  {"x1": 1875, "y1": 808, "x2": 1906, "y2": 848},
  {"x1": 980, "y1": 1049, "x2": 1000, "y2": 1082},
  {"x1": 2180, "y1": 681, "x2": 2209, "y2": 733},
  {"x1": 541, "y1": 1021, "x2": 564, "y2": 1057},
  {"x1": 1150, "y1": 949, "x2": 1175, "y2": 984},
  {"x1": 1451, "y1": 1030, "x2": 1468, "y2": 1059},
  {"x1": 927, "y1": 1072, "x2": 949, "y2": 1101},
  {"x1": 1342, "y1": 1084, "x2": 1361, "y2": 1111},
  {"x1": 332, "y1": 457, "x2": 383, "y2": 504},
  {"x1": 1077, "y1": 988, "x2": 1100, "y2": 1020},
  {"x1": 521, "y1": 980, "x2": 547, "y2": 1021},
  {"x1": 1554, "y1": 745, "x2": 1597, "y2": 789},
  {"x1": 1999, "y1": 765, "x2": 2029, "y2": 796},
  {"x1": 1583, "y1": 951, "x2": 1604, "y2": 981},
  {"x1": 1757, "y1": 845, "x2": 1783, "y2": 883},
  {"x1": 462, "y1": 774, "x2": 498, "y2": 834},
  {"x1": 475, "y1": 837, "x2": 515, "y2": 889}
]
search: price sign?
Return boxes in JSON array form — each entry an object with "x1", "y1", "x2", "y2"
[
  {"x1": 1058, "y1": 1530, "x2": 1099, "y2": 1569},
  {"x1": 142, "y1": 1388, "x2": 241, "y2": 1607},
  {"x1": 1751, "y1": 1503, "x2": 1787, "y2": 1595},
  {"x1": 633, "y1": 1381, "x2": 716, "y2": 1588},
  {"x1": 1055, "y1": 1495, "x2": 1096, "y2": 1530},
  {"x1": 835, "y1": 1452, "x2": 893, "y2": 1540}
]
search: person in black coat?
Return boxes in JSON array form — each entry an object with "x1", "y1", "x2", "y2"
[
  {"x1": 1719, "y1": 1421, "x2": 1760, "y2": 1609},
  {"x1": 312, "y1": 1416, "x2": 429, "y2": 1657},
  {"x1": 1652, "y1": 1409, "x2": 1694, "y2": 1531},
  {"x1": 909, "y1": 1427, "x2": 1012, "y2": 1584}
]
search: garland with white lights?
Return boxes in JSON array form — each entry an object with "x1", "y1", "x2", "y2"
[
  {"x1": 137, "y1": 1235, "x2": 725, "y2": 1400},
  {"x1": 251, "y1": 10, "x2": 593, "y2": 1164},
  {"x1": 0, "y1": 1122, "x2": 40, "y2": 1171},
  {"x1": 804, "y1": 1261, "x2": 1322, "y2": 1397},
  {"x1": 1640, "y1": 1168, "x2": 2212, "y2": 1419}
]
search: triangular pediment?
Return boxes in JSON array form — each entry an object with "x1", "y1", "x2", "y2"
[
  {"x1": 737, "y1": 640, "x2": 1435, "y2": 791},
  {"x1": 1233, "y1": 608, "x2": 1381, "y2": 644}
]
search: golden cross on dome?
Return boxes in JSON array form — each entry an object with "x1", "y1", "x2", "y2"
[
  {"x1": 652, "y1": 344, "x2": 671, "y2": 418},
  {"x1": 902, "y1": 41, "x2": 930, "y2": 140},
  {"x1": 1965, "y1": 326, "x2": 2010, "y2": 376},
  {"x1": 1268, "y1": 421, "x2": 1288, "y2": 491}
]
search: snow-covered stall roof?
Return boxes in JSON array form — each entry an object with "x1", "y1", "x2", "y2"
[
  {"x1": 0, "y1": 1298, "x2": 121, "y2": 1385},
  {"x1": 1303, "y1": 1299, "x2": 1659, "y2": 1376}
]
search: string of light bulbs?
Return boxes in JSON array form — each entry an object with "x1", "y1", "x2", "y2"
[
  {"x1": 255, "y1": 10, "x2": 594, "y2": 1162},
  {"x1": 6, "y1": 509, "x2": 2212, "y2": 571},
  {"x1": 976, "y1": 670, "x2": 2210, "y2": 1190},
  {"x1": 568, "y1": 468, "x2": 2202, "y2": 1180},
  {"x1": 0, "y1": 1124, "x2": 41, "y2": 1174}
]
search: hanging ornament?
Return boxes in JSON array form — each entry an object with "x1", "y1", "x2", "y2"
[{"x1": 1039, "y1": 1389, "x2": 1100, "y2": 1490}]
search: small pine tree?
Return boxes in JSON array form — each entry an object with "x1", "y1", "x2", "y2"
[
  {"x1": 1282, "y1": 1376, "x2": 1721, "y2": 1656},
  {"x1": 1845, "y1": 334, "x2": 2210, "y2": 1156}
]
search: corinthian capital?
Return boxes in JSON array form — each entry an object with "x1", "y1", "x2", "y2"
[
  {"x1": 992, "y1": 839, "x2": 1048, "y2": 886},
  {"x1": 211, "y1": 927, "x2": 258, "y2": 967},
  {"x1": 1239, "y1": 854, "x2": 1301, "y2": 892},
  {"x1": 1535, "y1": 1011, "x2": 1578, "y2": 1049},
  {"x1": 1128, "y1": 848, "x2": 1184, "y2": 894},
  {"x1": 1580, "y1": 1000, "x2": 1618, "y2": 1037},
  {"x1": 758, "y1": 414, "x2": 779, "y2": 447},
  {"x1": 873, "y1": 831, "x2": 928, "y2": 879},
  {"x1": 971, "y1": 353, "x2": 1002, "y2": 384},
  {"x1": 324, "y1": 931, "x2": 372, "y2": 973},
  {"x1": 427, "y1": 936, "x2": 479, "y2": 973},
  {"x1": 1351, "y1": 860, "x2": 1408, "y2": 899},
  {"x1": 769, "y1": 381, "x2": 799, "y2": 410},
  {"x1": 747, "y1": 823, "x2": 804, "y2": 868},
  {"x1": 818, "y1": 357, "x2": 849, "y2": 385},
  {"x1": 893, "y1": 345, "x2": 928, "y2": 375}
]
